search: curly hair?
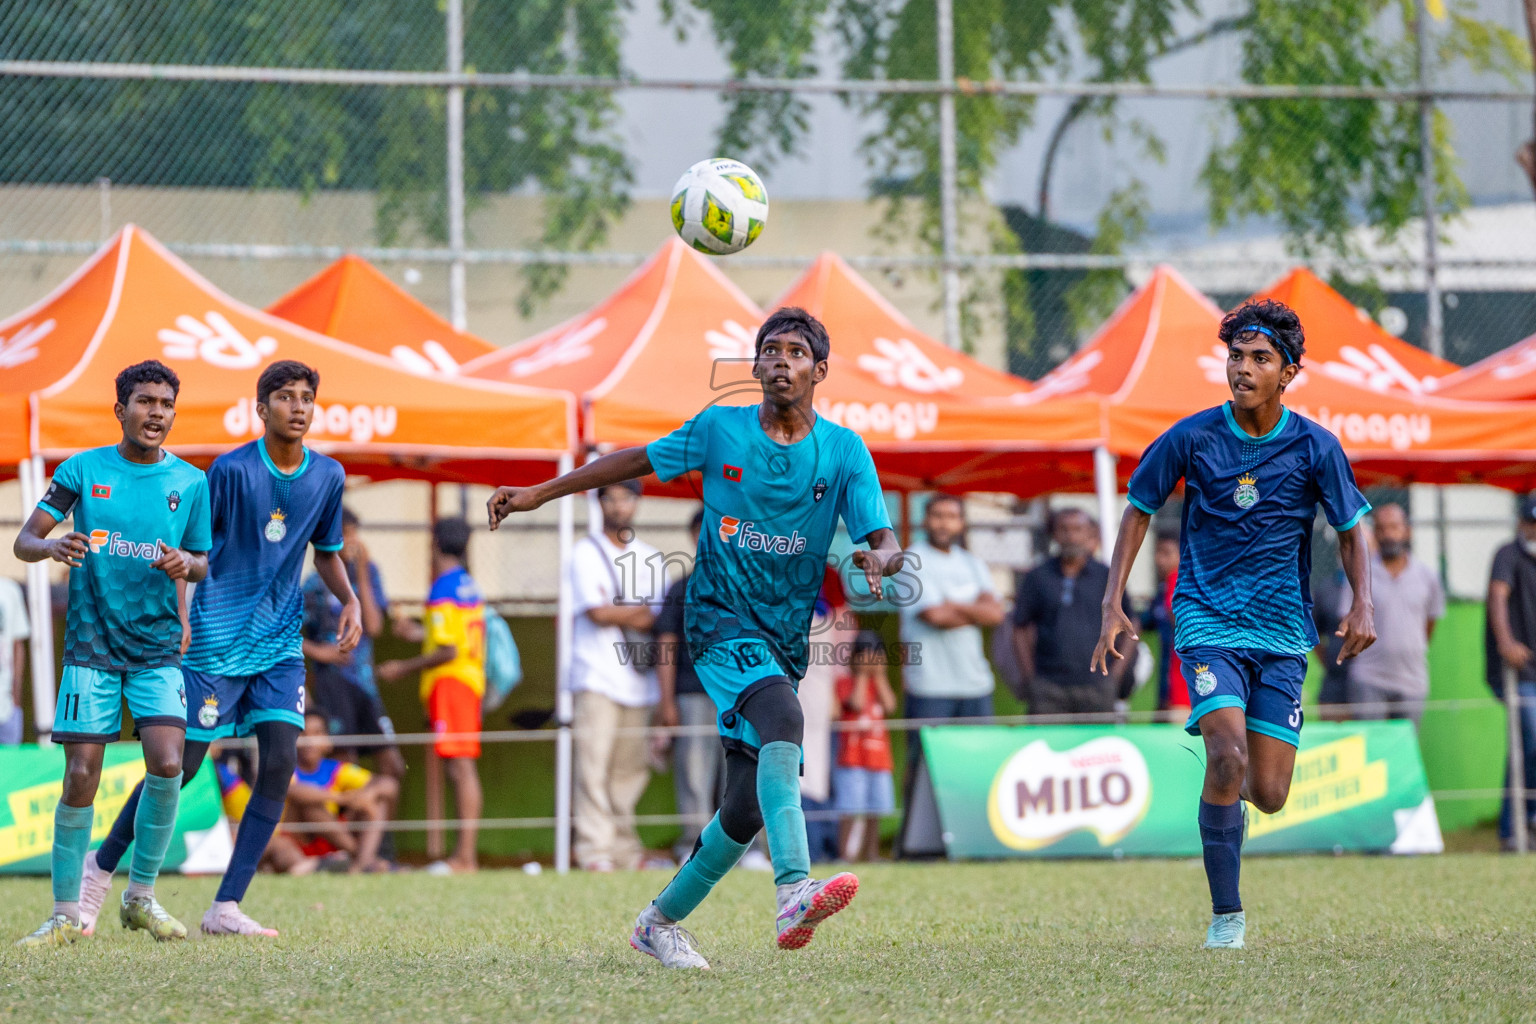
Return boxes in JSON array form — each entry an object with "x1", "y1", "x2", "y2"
[
  {"x1": 756, "y1": 306, "x2": 831, "y2": 363},
  {"x1": 115, "y1": 360, "x2": 180, "y2": 406},
  {"x1": 1219, "y1": 298, "x2": 1305, "y2": 367}
]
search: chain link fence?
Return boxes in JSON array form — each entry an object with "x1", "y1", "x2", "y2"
[{"x1": 1, "y1": 0, "x2": 1532, "y2": 367}]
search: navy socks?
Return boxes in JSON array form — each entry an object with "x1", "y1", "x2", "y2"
[
  {"x1": 216, "y1": 792, "x2": 283, "y2": 904},
  {"x1": 1198, "y1": 799, "x2": 1244, "y2": 915}
]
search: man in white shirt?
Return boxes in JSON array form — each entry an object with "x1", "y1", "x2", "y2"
[
  {"x1": 0, "y1": 576, "x2": 31, "y2": 745},
  {"x1": 1340, "y1": 503, "x2": 1444, "y2": 727},
  {"x1": 569, "y1": 480, "x2": 663, "y2": 871},
  {"x1": 899, "y1": 496, "x2": 1002, "y2": 754}
]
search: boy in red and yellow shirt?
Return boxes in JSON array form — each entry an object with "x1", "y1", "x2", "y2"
[
  {"x1": 834, "y1": 631, "x2": 897, "y2": 862},
  {"x1": 378, "y1": 519, "x2": 485, "y2": 873}
]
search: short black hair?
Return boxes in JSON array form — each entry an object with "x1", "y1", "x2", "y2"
[
  {"x1": 925, "y1": 494, "x2": 964, "y2": 518},
  {"x1": 1220, "y1": 299, "x2": 1305, "y2": 367},
  {"x1": 257, "y1": 360, "x2": 321, "y2": 406},
  {"x1": 598, "y1": 479, "x2": 643, "y2": 499},
  {"x1": 341, "y1": 507, "x2": 360, "y2": 530},
  {"x1": 1154, "y1": 529, "x2": 1180, "y2": 546},
  {"x1": 304, "y1": 708, "x2": 330, "y2": 728},
  {"x1": 852, "y1": 630, "x2": 887, "y2": 659},
  {"x1": 1048, "y1": 507, "x2": 1090, "y2": 534},
  {"x1": 433, "y1": 517, "x2": 471, "y2": 559},
  {"x1": 756, "y1": 306, "x2": 831, "y2": 364},
  {"x1": 115, "y1": 360, "x2": 180, "y2": 406}
]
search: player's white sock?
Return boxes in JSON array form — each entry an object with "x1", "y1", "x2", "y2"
[
  {"x1": 639, "y1": 903, "x2": 675, "y2": 927},
  {"x1": 125, "y1": 881, "x2": 154, "y2": 900},
  {"x1": 52, "y1": 900, "x2": 80, "y2": 925}
]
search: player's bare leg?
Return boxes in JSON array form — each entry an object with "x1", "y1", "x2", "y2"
[{"x1": 444, "y1": 758, "x2": 481, "y2": 872}]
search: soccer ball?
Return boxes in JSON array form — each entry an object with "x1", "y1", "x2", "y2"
[{"x1": 669, "y1": 158, "x2": 769, "y2": 256}]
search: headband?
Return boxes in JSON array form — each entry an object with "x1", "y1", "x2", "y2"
[{"x1": 1236, "y1": 323, "x2": 1297, "y2": 366}]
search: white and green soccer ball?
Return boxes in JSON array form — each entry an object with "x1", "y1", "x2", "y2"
[{"x1": 669, "y1": 158, "x2": 769, "y2": 256}]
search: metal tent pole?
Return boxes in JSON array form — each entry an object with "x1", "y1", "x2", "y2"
[
  {"x1": 1507, "y1": 665, "x2": 1529, "y2": 854},
  {"x1": 1093, "y1": 447, "x2": 1117, "y2": 561},
  {"x1": 553, "y1": 452, "x2": 576, "y2": 874}
]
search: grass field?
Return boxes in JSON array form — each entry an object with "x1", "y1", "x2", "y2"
[{"x1": 4, "y1": 855, "x2": 1535, "y2": 1023}]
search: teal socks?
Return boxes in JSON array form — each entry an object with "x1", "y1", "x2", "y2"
[
  {"x1": 654, "y1": 814, "x2": 750, "y2": 923},
  {"x1": 51, "y1": 802, "x2": 95, "y2": 906},
  {"x1": 757, "y1": 741, "x2": 809, "y2": 887},
  {"x1": 129, "y1": 772, "x2": 182, "y2": 889}
]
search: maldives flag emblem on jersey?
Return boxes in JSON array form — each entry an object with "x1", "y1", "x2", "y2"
[
  {"x1": 91, "y1": 484, "x2": 110, "y2": 499},
  {"x1": 723, "y1": 464, "x2": 743, "y2": 482}
]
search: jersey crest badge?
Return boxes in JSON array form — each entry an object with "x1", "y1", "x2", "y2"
[
  {"x1": 91, "y1": 484, "x2": 111, "y2": 499},
  {"x1": 1193, "y1": 663, "x2": 1217, "y2": 697},
  {"x1": 723, "y1": 464, "x2": 743, "y2": 482},
  {"x1": 265, "y1": 509, "x2": 287, "y2": 543},
  {"x1": 1233, "y1": 473, "x2": 1259, "y2": 510},
  {"x1": 813, "y1": 477, "x2": 828, "y2": 502},
  {"x1": 166, "y1": 490, "x2": 181, "y2": 512},
  {"x1": 197, "y1": 695, "x2": 220, "y2": 729}
]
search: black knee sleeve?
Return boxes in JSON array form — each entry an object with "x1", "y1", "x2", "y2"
[
  {"x1": 717, "y1": 749, "x2": 765, "y2": 844},
  {"x1": 180, "y1": 739, "x2": 211, "y2": 787},
  {"x1": 252, "y1": 721, "x2": 302, "y2": 802},
  {"x1": 737, "y1": 681, "x2": 804, "y2": 748}
]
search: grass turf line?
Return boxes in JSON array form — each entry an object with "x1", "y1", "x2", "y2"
[{"x1": 3, "y1": 856, "x2": 1534, "y2": 1023}]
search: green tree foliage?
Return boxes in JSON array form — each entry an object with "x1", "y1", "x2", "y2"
[{"x1": 0, "y1": 0, "x2": 631, "y2": 310}]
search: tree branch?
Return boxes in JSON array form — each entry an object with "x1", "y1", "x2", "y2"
[{"x1": 1036, "y1": 15, "x2": 1251, "y2": 220}]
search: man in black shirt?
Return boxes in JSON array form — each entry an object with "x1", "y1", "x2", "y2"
[
  {"x1": 1488, "y1": 496, "x2": 1536, "y2": 846},
  {"x1": 654, "y1": 509, "x2": 724, "y2": 862},
  {"x1": 1012, "y1": 509, "x2": 1135, "y2": 716}
]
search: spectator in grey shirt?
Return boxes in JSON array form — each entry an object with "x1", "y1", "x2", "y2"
[{"x1": 1339, "y1": 503, "x2": 1443, "y2": 727}]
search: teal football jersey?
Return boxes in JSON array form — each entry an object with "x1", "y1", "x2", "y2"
[
  {"x1": 40, "y1": 446, "x2": 212, "y2": 670},
  {"x1": 647, "y1": 404, "x2": 891, "y2": 679}
]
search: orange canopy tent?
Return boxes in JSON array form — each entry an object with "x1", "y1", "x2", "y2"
[
  {"x1": 1254, "y1": 267, "x2": 1458, "y2": 394},
  {"x1": 1431, "y1": 334, "x2": 1536, "y2": 402},
  {"x1": 15, "y1": 226, "x2": 574, "y2": 483},
  {"x1": 267, "y1": 254, "x2": 499, "y2": 375},
  {"x1": 1026, "y1": 265, "x2": 1536, "y2": 491},
  {"x1": 462, "y1": 239, "x2": 1105, "y2": 496}
]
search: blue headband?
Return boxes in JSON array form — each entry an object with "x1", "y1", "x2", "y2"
[{"x1": 1236, "y1": 323, "x2": 1297, "y2": 365}]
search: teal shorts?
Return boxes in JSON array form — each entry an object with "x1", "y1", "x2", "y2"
[
  {"x1": 693, "y1": 638, "x2": 795, "y2": 753},
  {"x1": 52, "y1": 664, "x2": 187, "y2": 744}
]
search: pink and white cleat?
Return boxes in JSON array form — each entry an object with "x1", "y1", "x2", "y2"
[
  {"x1": 78, "y1": 851, "x2": 114, "y2": 937},
  {"x1": 200, "y1": 902, "x2": 278, "y2": 937},
  {"x1": 774, "y1": 872, "x2": 859, "y2": 950}
]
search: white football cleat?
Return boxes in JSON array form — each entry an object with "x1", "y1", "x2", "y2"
[
  {"x1": 630, "y1": 906, "x2": 710, "y2": 969},
  {"x1": 201, "y1": 902, "x2": 278, "y2": 937}
]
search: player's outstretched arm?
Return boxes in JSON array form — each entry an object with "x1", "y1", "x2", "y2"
[
  {"x1": 13, "y1": 508, "x2": 86, "y2": 567},
  {"x1": 1334, "y1": 523, "x2": 1377, "y2": 663},
  {"x1": 850, "y1": 528, "x2": 904, "y2": 601},
  {"x1": 487, "y1": 447, "x2": 654, "y2": 530},
  {"x1": 1090, "y1": 506, "x2": 1150, "y2": 675}
]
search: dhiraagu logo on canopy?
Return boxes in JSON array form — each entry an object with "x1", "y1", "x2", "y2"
[{"x1": 986, "y1": 736, "x2": 1152, "y2": 851}]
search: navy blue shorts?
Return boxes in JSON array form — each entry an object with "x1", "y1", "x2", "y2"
[
  {"x1": 184, "y1": 657, "x2": 307, "y2": 741},
  {"x1": 1179, "y1": 646, "x2": 1307, "y2": 747}
]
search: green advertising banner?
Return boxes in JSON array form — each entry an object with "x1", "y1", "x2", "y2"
[
  {"x1": 0, "y1": 744, "x2": 226, "y2": 874},
  {"x1": 916, "y1": 722, "x2": 1441, "y2": 859}
]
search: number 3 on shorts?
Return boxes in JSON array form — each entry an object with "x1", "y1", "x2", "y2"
[
  {"x1": 1288, "y1": 702, "x2": 1301, "y2": 728},
  {"x1": 297, "y1": 684, "x2": 305, "y2": 714}
]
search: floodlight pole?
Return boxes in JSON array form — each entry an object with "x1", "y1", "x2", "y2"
[
  {"x1": 1416, "y1": 1, "x2": 1443, "y2": 361},
  {"x1": 936, "y1": 0, "x2": 961, "y2": 351},
  {"x1": 446, "y1": 0, "x2": 468, "y2": 332}
]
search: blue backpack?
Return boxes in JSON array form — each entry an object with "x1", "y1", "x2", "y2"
[{"x1": 481, "y1": 607, "x2": 523, "y2": 712}]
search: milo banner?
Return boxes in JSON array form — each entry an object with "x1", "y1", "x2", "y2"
[
  {"x1": 902, "y1": 722, "x2": 1443, "y2": 859},
  {"x1": 0, "y1": 744, "x2": 230, "y2": 874}
]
